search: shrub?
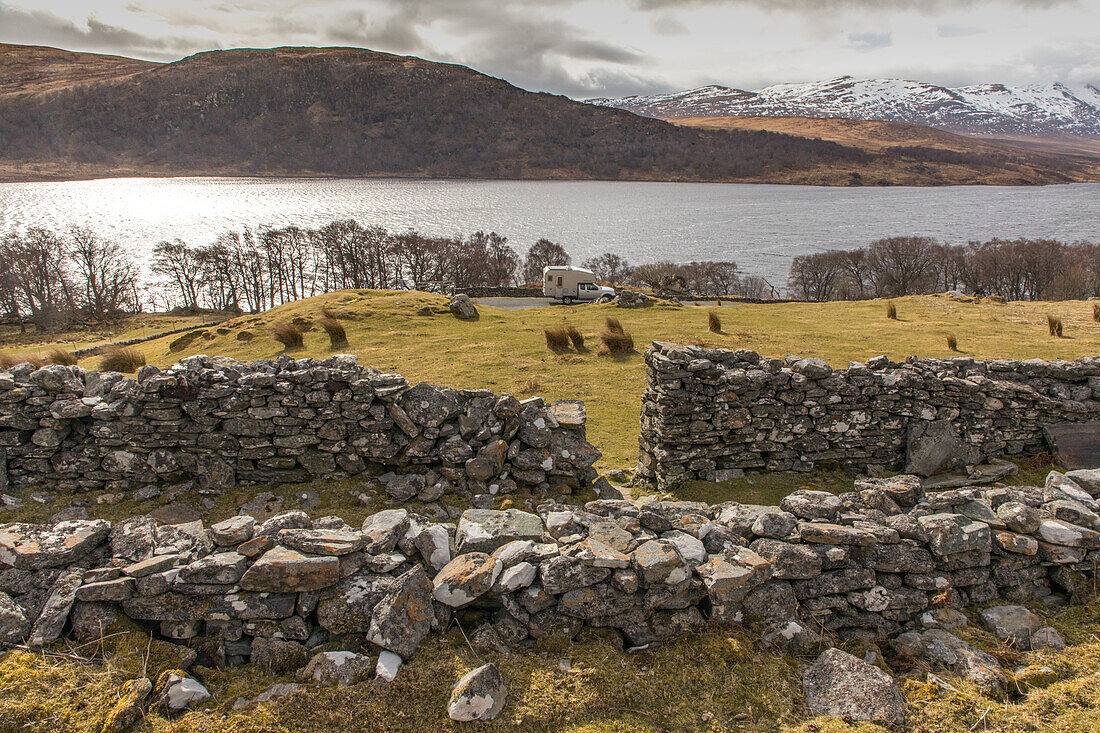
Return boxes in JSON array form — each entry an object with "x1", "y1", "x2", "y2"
[
  {"x1": 1093, "y1": 303, "x2": 1099, "y2": 323},
  {"x1": 604, "y1": 316, "x2": 625, "y2": 334},
  {"x1": 946, "y1": 333, "x2": 958, "y2": 351},
  {"x1": 100, "y1": 347, "x2": 145, "y2": 373},
  {"x1": 708, "y1": 310, "x2": 722, "y2": 333},
  {"x1": 544, "y1": 326, "x2": 571, "y2": 352},
  {"x1": 886, "y1": 302, "x2": 897, "y2": 320},
  {"x1": 272, "y1": 322, "x2": 305, "y2": 350},
  {"x1": 565, "y1": 325, "x2": 585, "y2": 350},
  {"x1": 319, "y1": 316, "x2": 348, "y2": 347},
  {"x1": 44, "y1": 348, "x2": 78, "y2": 366},
  {"x1": 598, "y1": 327, "x2": 635, "y2": 356}
]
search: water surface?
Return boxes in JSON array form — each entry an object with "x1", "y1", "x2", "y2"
[{"x1": 1, "y1": 177, "x2": 1096, "y2": 285}]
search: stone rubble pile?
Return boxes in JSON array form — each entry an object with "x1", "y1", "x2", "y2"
[
  {"x1": 0, "y1": 355, "x2": 599, "y2": 497},
  {"x1": 638, "y1": 342, "x2": 1100, "y2": 489},
  {"x1": 1, "y1": 468, "x2": 1096, "y2": 721}
]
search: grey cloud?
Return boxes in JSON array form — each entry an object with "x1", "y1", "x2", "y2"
[
  {"x1": 937, "y1": 23, "x2": 983, "y2": 37},
  {"x1": 846, "y1": 31, "x2": 892, "y2": 51},
  {"x1": 650, "y1": 12, "x2": 690, "y2": 35},
  {"x1": 632, "y1": 0, "x2": 1073, "y2": 10},
  {"x1": 0, "y1": 5, "x2": 207, "y2": 57}
]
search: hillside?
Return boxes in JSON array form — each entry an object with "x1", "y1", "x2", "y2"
[
  {"x1": 671, "y1": 115, "x2": 1100, "y2": 185},
  {"x1": 589, "y1": 76, "x2": 1100, "y2": 137},
  {"x1": 0, "y1": 44, "x2": 1096, "y2": 185}
]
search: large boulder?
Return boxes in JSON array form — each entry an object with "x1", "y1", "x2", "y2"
[
  {"x1": 433, "y1": 553, "x2": 502, "y2": 607},
  {"x1": 905, "y1": 420, "x2": 981, "y2": 477},
  {"x1": 455, "y1": 509, "x2": 547, "y2": 554},
  {"x1": 367, "y1": 566, "x2": 434, "y2": 659},
  {"x1": 449, "y1": 294, "x2": 478, "y2": 320},
  {"x1": 0, "y1": 520, "x2": 111, "y2": 569},
  {"x1": 918, "y1": 629, "x2": 1005, "y2": 695},
  {"x1": 447, "y1": 663, "x2": 507, "y2": 722},
  {"x1": 239, "y1": 547, "x2": 340, "y2": 592},
  {"x1": 978, "y1": 606, "x2": 1064, "y2": 651},
  {"x1": 803, "y1": 648, "x2": 905, "y2": 726},
  {"x1": 298, "y1": 651, "x2": 373, "y2": 686}
]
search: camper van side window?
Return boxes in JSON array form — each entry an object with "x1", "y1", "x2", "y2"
[{"x1": 557, "y1": 277, "x2": 563, "y2": 287}]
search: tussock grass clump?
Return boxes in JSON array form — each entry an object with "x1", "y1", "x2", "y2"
[
  {"x1": 946, "y1": 333, "x2": 958, "y2": 351},
  {"x1": 886, "y1": 302, "x2": 898, "y2": 320},
  {"x1": 321, "y1": 306, "x2": 339, "y2": 320},
  {"x1": 565, "y1": 325, "x2": 585, "y2": 350},
  {"x1": 1093, "y1": 303, "x2": 1099, "y2": 323},
  {"x1": 604, "y1": 316, "x2": 625, "y2": 334},
  {"x1": 598, "y1": 329, "x2": 635, "y2": 356},
  {"x1": 44, "y1": 348, "x2": 78, "y2": 366},
  {"x1": 99, "y1": 347, "x2": 145, "y2": 373},
  {"x1": 708, "y1": 310, "x2": 722, "y2": 333},
  {"x1": 0, "y1": 353, "x2": 44, "y2": 369},
  {"x1": 1048, "y1": 314, "x2": 1063, "y2": 337},
  {"x1": 544, "y1": 326, "x2": 571, "y2": 352},
  {"x1": 272, "y1": 322, "x2": 305, "y2": 350},
  {"x1": 319, "y1": 316, "x2": 348, "y2": 347}
]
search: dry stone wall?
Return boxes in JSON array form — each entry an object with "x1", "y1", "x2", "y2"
[
  {"x1": 2, "y1": 470, "x2": 1099, "y2": 678},
  {"x1": 638, "y1": 342, "x2": 1100, "y2": 490},
  {"x1": 0, "y1": 355, "x2": 600, "y2": 497}
]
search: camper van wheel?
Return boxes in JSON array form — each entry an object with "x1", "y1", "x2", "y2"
[{"x1": 563, "y1": 296, "x2": 573, "y2": 305}]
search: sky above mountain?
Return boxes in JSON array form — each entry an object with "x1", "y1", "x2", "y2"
[{"x1": 1, "y1": 0, "x2": 1097, "y2": 99}]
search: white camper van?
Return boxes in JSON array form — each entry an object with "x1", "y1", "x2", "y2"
[{"x1": 542, "y1": 266, "x2": 616, "y2": 304}]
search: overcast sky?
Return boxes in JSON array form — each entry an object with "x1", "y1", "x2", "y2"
[{"x1": 1, "y1": 0, "x2": 1097, "y2": 98}]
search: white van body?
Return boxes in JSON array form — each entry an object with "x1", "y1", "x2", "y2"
[{"x1": 542, "y1": 266, "x2": 616, "y2": 304}]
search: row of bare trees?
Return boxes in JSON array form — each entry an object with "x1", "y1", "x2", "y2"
[
  {"x1": 148, "y1": 223, "x2": 524, "y2": 311},
  {"x1": 0, "y1": 227, "x2": 140, "y2": 328},
  {"x1": 787, "y1": 236, "x2": 1099, "y2": 302}
]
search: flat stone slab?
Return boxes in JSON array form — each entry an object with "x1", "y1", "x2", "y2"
[
  {"x1": 1044, "y1": 421, "x2": 1100, "y2": 470},
  {"x1": 921, "y1": 459, "x2": 1019, "y2": 490}
]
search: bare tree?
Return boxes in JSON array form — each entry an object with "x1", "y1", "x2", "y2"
[
  {"x1": 582, "y1": 252, "x2": 633, "y2": 286},
  {"x1": 868, "y1": 236, "x2": 939, "y2": 296},
  {"x1": 67, "y1": 227, "x2": 139, "y2": 317},
  {"x1": 522, "y1": 239, "x2": 570, "y2": 283},
  {"x1": 151, "y1": 239, "x2": 202, "y2": 310},
  {"x1": 5, "y1": 228, "x2": 74, "y2": 326}
]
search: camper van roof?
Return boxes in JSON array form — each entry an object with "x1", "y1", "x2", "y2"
[{"x1": 542, "y1": 265, "x2": 595, "y2": 276}]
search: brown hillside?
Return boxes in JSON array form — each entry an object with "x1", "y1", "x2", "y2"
[
  {"x1": 0, "y1": 44, "x2": 1096, "y2": 185},
  {"x1": 0, "y1": 43, "x2": 156, "y2": 98}
]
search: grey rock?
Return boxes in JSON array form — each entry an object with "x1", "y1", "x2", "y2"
[
  {"x1": 803, "y1": 648, "x2": 905, "y2": 727},
  {"x1": 448, "y1": 663, "x2": 507, "y2": 722}
]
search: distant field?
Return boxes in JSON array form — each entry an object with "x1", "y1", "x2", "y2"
[{"x1": 18, "y1": 290, "x2": 1096, "y2": 474}]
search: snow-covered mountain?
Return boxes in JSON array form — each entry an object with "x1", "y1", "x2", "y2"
[{"x1": 588, "y1": 77, "x2": 1100, "y2": 136}]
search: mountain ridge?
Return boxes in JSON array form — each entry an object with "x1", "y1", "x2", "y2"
[
  {"x1": 588, "y1": 76, "x2": 1100, "y2": 137},
  {"x1": 0, "y1": 44, "x2": 1096, "y2": 186}
]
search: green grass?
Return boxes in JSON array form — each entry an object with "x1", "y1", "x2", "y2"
[
  {"x1": 39, "y1": 290, "x2": 1100, "y2": 474},
  {"x1": 0, "y1": 313, "x2": 215, "y2": 360}
]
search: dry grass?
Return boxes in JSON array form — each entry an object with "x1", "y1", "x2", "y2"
[
  {"x1": 272, "y1": 322, "x2": 305, "y2": 350},
  {"x1": 708, "y1": 310, "x2": 722, "y2": 333},
  {"x1": 99, "y1": 346, "x2": 145, "y2": 373},
  {"x1": 946, "y1": 333, "x2": 958, "y2": 352},
  {"x1": 565, "y1": 325, "x2": 585, "y2": 350},
  {"x1": 0, "y1": 352, "x2": 44, "y2": 369},
  {"x1": 44, "y1": 347, "x2": 78, "y2": 366},
  {"x1": 1093, "y1": 303, "x2": 1099, "y2": 323},
  {"x1": 544, "y1": 326, "x2": 571, "y2": 352},
  {"x1": 887, "y1": 302, "x2": 898, "y2": 320},
  {"x1": 597, "y1": 324, "x2": 635, "y2": 357},
  {"x1": 318, "y1": 316, "x2": 348, "y2": 348},
  {"x1": 321, "y1": 306, "x2": 339, "y2": 320},
  {"x1": 1048, "y1": 314, "x2": 1064, "y2": 337}
]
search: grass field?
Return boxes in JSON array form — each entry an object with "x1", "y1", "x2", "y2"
[
  {"x1": 2, "y1": 290, "x2": 1099, "y2": 732},
  {"x1": 50, "y1": 290, "x2": 1100, "y2": 474}
]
